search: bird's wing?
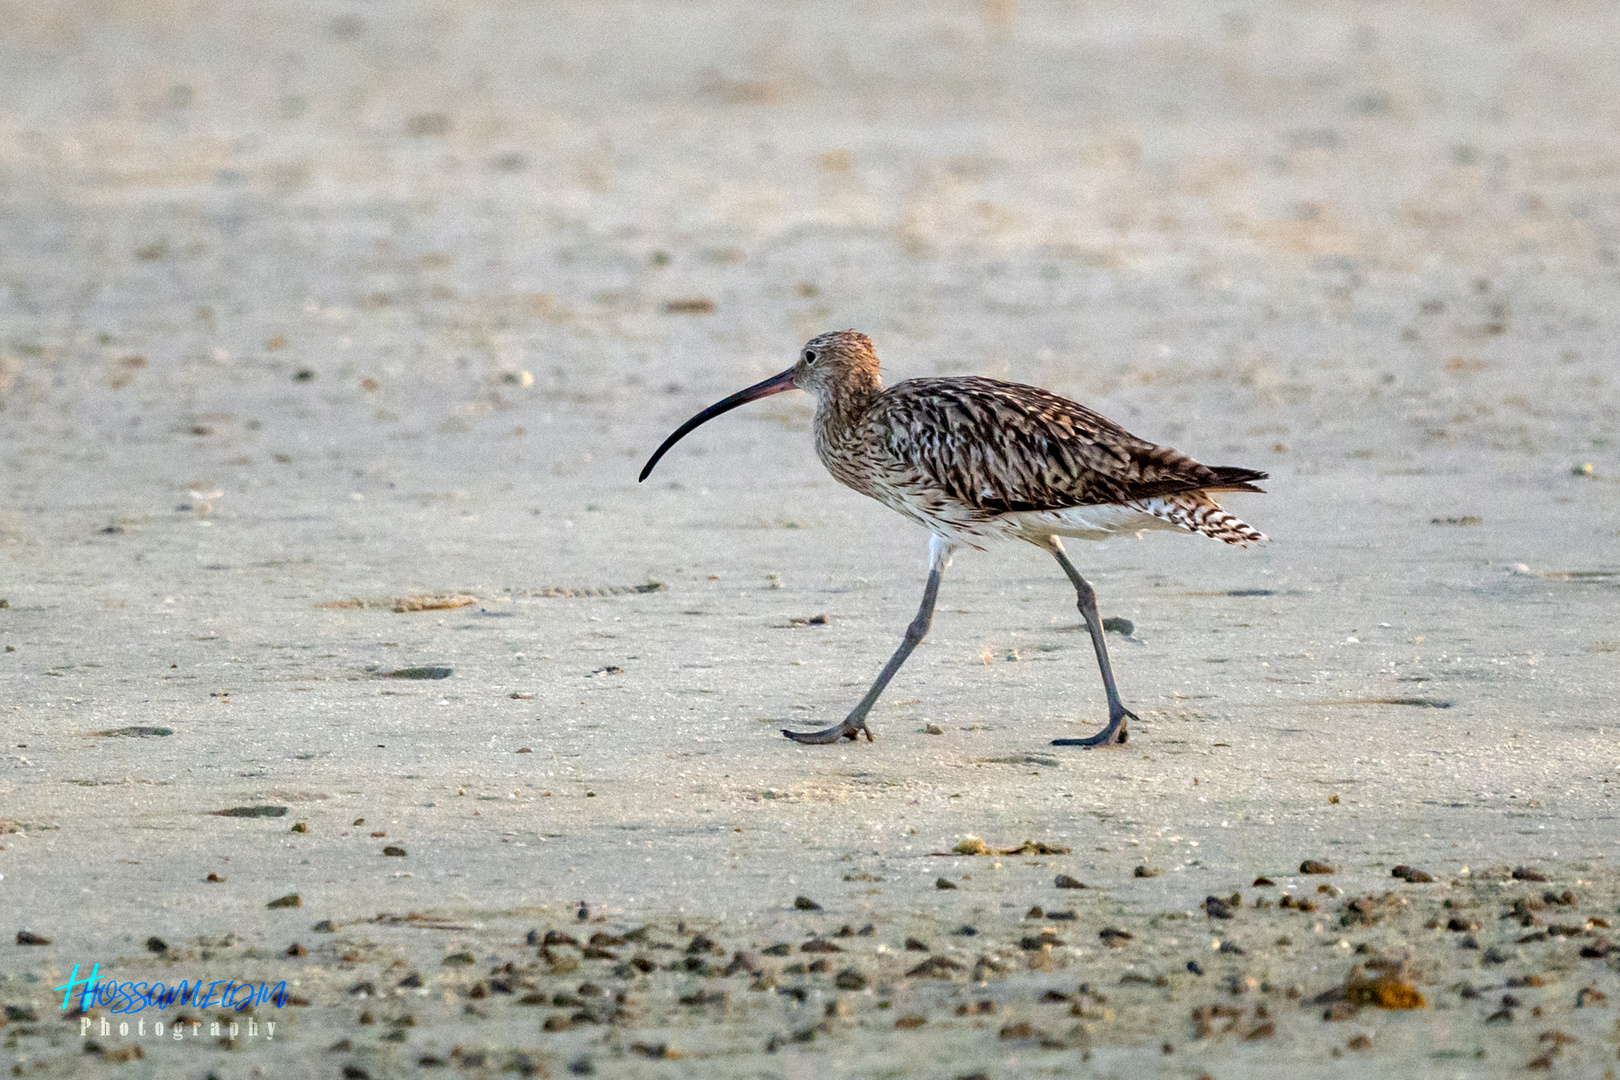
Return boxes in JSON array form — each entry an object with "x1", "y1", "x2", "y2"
[{"x1": 864, "y1": 377, "x2": 1265, "y2": 512}]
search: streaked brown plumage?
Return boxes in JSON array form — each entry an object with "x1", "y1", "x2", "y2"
[
  {"x1": 641, "y1": 329, "x2": 1267, "y2": 747},
  {"x1": 804, "y1": 332, "x2": 1265, "y2": 549}
]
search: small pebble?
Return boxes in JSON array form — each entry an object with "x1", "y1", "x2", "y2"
[
  {"x1": 793, "y1": 895, "x2": 822, "y2": 910},
  {"x1": 725, "y1": 951, "x2": 761, "y2": 976},
  {"x1": 662, "y1": 298, "x2": 716, "y2": 315},
  {"x1": 906, "y1": 956, "x2": 964, "y2": 978},
  {"x1": 1054, "y1": 874, "x2": 1086, "y2": 889},
  {"x1": 935, "y1": 878, "x2": 957, "y2": 890},
  {"x1": 1323, "y1": 1001, "x2": 1359, "y2": 1021},
  {"x1": 146, "y1": 936, "x2": 167, "y2": 953},
  {"x1": 378, "y1": 666, "x2": 453, "y2": 680},
  {"x1": 1344, "y1": 972, "x2": 1425, "y2": 1010},
  {"x1": 1300, "y1": 860, "x2": 1337, "y2": 875}
]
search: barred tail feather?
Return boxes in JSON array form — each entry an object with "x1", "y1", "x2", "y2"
[{"x1": 1134, "y1": 493, "x2": 1266, "y2": 547}]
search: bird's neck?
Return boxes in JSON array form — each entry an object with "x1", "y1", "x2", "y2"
[
  {"x1": 812, "y1": 383, "x2": 877, "y2": 442},
  {"x1": 811, "y1": 384, "x2": 880, "y2": 497}
]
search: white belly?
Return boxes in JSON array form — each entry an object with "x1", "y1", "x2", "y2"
[
  {"x1": 999, "y1": 504, "x2": 1180, "y2": 543},
  {"x1": 866, "y1": 481, "x2": 1187, "y2": 550},
  {"x1": 883, "y1": 500, "x2": 1179, "y2": 549}
]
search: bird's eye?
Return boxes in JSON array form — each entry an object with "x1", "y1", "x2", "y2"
[{"x1": 803, "y1": 349, "x2": 818, "y2": 364}]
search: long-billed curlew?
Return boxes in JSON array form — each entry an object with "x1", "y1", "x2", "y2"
[{"x1": 640, "y1": 330, "x2": 1267, "y2": 747}]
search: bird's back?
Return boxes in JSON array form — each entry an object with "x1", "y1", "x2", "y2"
[{"x1": 819, "y1": 375, "x2": 1266, "y2": 546}]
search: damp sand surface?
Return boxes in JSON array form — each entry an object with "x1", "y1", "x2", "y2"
[{"x1": 2, "y1": 2, "x2": 1619, "y2": 1077}]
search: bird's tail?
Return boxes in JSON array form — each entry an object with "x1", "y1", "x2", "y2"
[
  {"x1": 1133, "y1": 493, "x2": 1267, "y2": 546},
  {"x1": 1203, "y1": 466, "x2": 1268, "y2": 493}
]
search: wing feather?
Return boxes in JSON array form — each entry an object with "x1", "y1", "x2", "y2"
[{"x1": 862, "y1": 377, "x2": 1265, "y2": 512}]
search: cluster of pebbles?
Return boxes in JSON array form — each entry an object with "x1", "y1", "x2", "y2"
[{"x1": 4, "y1": 862, "x2": 1617, "y2": 1076}]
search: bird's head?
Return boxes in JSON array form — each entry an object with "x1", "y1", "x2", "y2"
[
  {"x1": 791, "y1": 330, "x2": 882, "y2": 400},
  {"x1": 638, "y1": 330, "x2": 881, "y2": 482}
]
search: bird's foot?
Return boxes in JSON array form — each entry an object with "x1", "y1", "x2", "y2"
[
  {"x1": 1050, "y1": 705, "x2": 1135, "y2": 748},
  {"x1": 782, "y1": 717, "x2": 873, "y2": 745}
]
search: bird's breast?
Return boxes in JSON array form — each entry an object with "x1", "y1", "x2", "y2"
[{"x1": 814, "y1": 435, "x2": 877, "y2": 498}]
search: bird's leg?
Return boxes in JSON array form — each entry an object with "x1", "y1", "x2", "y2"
[
  {"x1": 784, "y1": 535, "x2": 954, "y2": 745},
  {"x1": 1044, "y1": 537, "x2": 1135, "y2": 747}
]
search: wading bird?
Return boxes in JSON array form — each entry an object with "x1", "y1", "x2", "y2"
[{"x1": 640, "y1": 331, "x2": 1266, "y2": 747}]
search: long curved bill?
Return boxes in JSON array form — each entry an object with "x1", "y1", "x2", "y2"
[{"x1": 638, "y1": 367, "x2": 798, "y2": 481}]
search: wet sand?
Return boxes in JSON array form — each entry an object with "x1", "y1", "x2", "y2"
[{"x1": 2, "y1": 2, "x2": 1619, "y2": 1076}]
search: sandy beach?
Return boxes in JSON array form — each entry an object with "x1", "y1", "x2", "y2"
[{"x1": 2, "y1": 2, "x2": 1619, "y2": 1076}]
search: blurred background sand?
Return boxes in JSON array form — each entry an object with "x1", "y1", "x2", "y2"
[{"x1": 2, "y1": 2, "x2": 1618, "y2": 1076}]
